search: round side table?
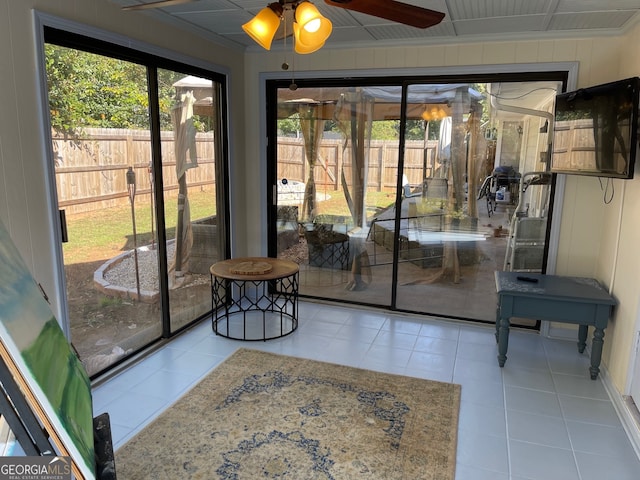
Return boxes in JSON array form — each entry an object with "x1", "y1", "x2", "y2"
[{"x1": 210, "y1": 257, "x2": 299, "y2": 341}]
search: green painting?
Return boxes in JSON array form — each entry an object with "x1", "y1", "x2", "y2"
[{"x1": 0, "y1": 219, "x2": 95, "y2": 478}]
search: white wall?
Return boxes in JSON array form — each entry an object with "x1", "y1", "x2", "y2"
[
  {"x1": 599, "y1": 21, "x2": 640, "y2": 392},
  {"x1": 0, "y1": 0, "x2": 245, "y2": 325},
  {"x1": 242, "y1": 32, "x2": 639, "y2": 395},
  {"x1": 555, "y1": 22, "x2": 640, "y2": 393}
]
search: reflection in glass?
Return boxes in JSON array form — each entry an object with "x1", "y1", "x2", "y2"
[
  {"x1": 159, "y1": 72, "x2": 220, "y2": 332},
  {"x1": 274, "y1": 80, "x2": 562, "y2": 324},
  {"x1": 45, "y1": 41, "x2": 226, "y2": 376},
  {"x1": 45, "y1": 45, "x2": 162, "y2": 376}
]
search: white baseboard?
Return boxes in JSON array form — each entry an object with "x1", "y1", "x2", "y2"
[{"x1": 601, "y1": 365, "x2": 640, "y2": 460}]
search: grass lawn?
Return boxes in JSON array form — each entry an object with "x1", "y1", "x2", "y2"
[
  {"x1": 63, "y1": 187, "x2": 401, "y2": 264},
  {"x1": 63, "y1": 189, "x2": 217, "y2": 264}
]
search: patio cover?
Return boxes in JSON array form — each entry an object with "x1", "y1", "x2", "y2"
[
  {"x1": 279, "y1": 84, "x2": 484, "y2": 286},
  {"x1": 170, "y1": 76, "x2": 213, "y2": 285},
  {"x1": 278, "y1": 84, "x2": 484, "y2": 224}
]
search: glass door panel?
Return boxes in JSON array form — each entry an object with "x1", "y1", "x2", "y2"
[
  {"x1": 45, "y1": 36, "x2": 228, "y2": 377},
  {"x1": 46, "y1": 45, "x2": 162, "y2": 376},
  {"x1": 157, "y1": 70, "x2": 220, "y2": 332},
  {"x1": 271, "y1": 78, "x2": 562, "y2": 326},
  {"x1": 274, "y1": 86, "x2": 397, "y2": 307},
  {"x1": 395, "y1": 81, "x2": 561, "y2": 324}
]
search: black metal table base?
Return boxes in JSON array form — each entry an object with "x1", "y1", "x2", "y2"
[{"x1": 211, "y1": 272, "x2": 298, "y2": 341}]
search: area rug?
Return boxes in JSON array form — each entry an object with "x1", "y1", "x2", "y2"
[{"x1": 115, "y1": 348, "x2": 461, "y2": 479}]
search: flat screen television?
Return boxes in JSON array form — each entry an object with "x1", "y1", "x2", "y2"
[{"x1": 551, "y1": 77, "x2": 639, "y2": 179}]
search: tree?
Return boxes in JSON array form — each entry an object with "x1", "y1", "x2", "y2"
[
  {"x1": 45, "y1": 44, "x2": 189, "y2": 138},
  {"x1": 278, "y1": 114, "x2": 302, "y2": 137}
]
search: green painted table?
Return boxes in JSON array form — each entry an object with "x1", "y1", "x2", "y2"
[{"x1": 494, "y1": 271, "x2": 617, "y2": 380}]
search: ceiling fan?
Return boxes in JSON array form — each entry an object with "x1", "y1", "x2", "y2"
[
  {"x1": 324, "y1": 0, "x2": 445, "y2": 29},
  {"x1": 122, "y1": 0, "x2": 446, "y2": 30}
]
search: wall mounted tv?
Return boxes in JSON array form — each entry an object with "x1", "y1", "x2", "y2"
[{"x1": 551, "y1": 77, "x2": 639, "y2": 179}]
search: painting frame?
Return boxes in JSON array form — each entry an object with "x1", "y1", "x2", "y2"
[{"x1": 0, "y1": 219, "x2": 95, "y2": 479}]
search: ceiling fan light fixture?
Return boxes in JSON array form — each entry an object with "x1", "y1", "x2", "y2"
[
  {"x1": 421, "y1": 106, "x2": 447, "y2": 121},
  {"x1": 243, "y1": 0, "x2": 331, "y2": 53},
  {"x1": 293, "y1": 22, "x2": 324, "y2": 54},
  {"x1": 295, "y1": 1, "x2": 332, "y2": 46},
  {"x1": 242, "y1": 3, "x2": 283, "y2": 50}
]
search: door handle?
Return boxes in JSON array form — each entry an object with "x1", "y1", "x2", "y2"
[{"x1": 59, "y1": 209, "x2": 68, "y2": 243}]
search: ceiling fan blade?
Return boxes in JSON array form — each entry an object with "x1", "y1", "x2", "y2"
[
  {"x1": 122, "y1": 0, "x2": 194, "y2": 11},
  {"x1": 324, "y1": 0, "x2": 445, "y2": 29}
]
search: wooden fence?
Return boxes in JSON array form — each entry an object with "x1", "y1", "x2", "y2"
[
  {"x1": 54, "y1": 128, "x2": 216, "y2": 215},
  {"x1": 551, "y1": 118, "x2": 625, "y2": 173},
  {"x1": 54, "y1": 128, "x2": 440, "y2": 215},
  {"x1": 277, "y1": 137, "x2": 441, "y2": 191}
]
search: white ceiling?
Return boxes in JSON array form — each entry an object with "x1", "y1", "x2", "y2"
[{"x1": 112, "y1": 0, "x2": 640, "y2": 51}]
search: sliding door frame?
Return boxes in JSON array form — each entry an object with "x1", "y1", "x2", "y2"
[
  {"x1": 265, "y1": 66, "x2": 575, "y2": 320},
  {"x1": 35, "y1": 14, "x2": 231, "y2": 374}
]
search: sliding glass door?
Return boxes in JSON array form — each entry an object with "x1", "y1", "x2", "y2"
[
  {"x1": 394, "y1": 83, "x2": 499, "y2": 319},
  {"x1": 157, "y1": 69, "x2": 225, "y2": 333},
  {"x1": 44, "y1": 29, "x2": 229, "y2": 377},
  {"x1": 270, "y1": 75, "x2": 563, "y2": 325},
  {"x1": 272, "y1": 85, "x2": 398, "y2": 307},
  {"x1": 394, "y1": 81, "x2": 560, "y2": 323}
]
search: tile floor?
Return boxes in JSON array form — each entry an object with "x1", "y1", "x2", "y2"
[{"x1": 92, "y1": 301, "x2": 640, "y2": 480}]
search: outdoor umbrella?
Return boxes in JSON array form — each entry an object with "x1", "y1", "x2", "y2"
[{"x1": 169, "y1": 90, "x2": 197, "y2": 287}]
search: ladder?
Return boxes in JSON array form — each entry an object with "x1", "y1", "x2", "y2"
[{"x1": 503, "y1": 171, "x2": 552, "y2": 272}]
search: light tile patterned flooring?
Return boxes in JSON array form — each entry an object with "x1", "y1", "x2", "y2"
[{"x1": 92, "y1": 301, "x2": 640, "y2": 479}]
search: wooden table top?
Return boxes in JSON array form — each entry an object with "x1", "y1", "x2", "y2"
[{"x1": 210, "y1": 257, "x2": 299, "y2": 281}]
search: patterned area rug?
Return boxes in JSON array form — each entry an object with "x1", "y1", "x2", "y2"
[{"x1": 115, "y1": 348, "x2": 461, "y2": 479}]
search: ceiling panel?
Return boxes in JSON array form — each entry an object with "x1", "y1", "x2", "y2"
[
  {"x1": 327, "y1": 26, "x2": 378, "y2": 44},
  {"x1": 549, "y1": 11, "x2": 636, "y2": 30},
  {"x1": 175, "y1": 11, "x2": 253, "y2": 34},
  {"x1": 111, "y1": 0, "x2": 640, "y2": 51},
  {"x1": 446, "y1": 0, "x2": 550, "y2": 20},
  {"x1": 557, "y1": 0, "x2": 640, "y2": 14},
  {"x1": 454, "y1": 15, "x2": 548, "y2": 36},
  {"x1": 367, "y1": 22, "x2": 456, "y2": 41}
]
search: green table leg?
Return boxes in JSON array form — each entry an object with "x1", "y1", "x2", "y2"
[
  {"x1": 577, "y1": 324, "x2": 588, "y2": 353},
  {"x1": 497, "y1": 316, "x2": 510, "y2": 367},
  {"x1": 589, "y1": 327, "x2": 604, "y2": 380}
]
